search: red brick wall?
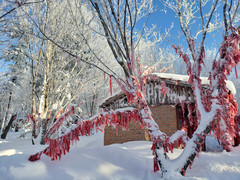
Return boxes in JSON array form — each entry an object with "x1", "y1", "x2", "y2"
[
  {"x1": 150, "y1": 106, "x2": 178, "y2": 136},
  {"x1": 104, "y1": 105, "x2": 177, "y2": 145}
]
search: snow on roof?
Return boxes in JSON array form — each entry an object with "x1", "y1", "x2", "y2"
[
  {"x1": 152, "y1": 73, "x2": 236, "y2": 95},
  {"x1": 100, "y1": 91, "x2": 125, "y2": 108},
  {"x1": 100, "y1": 73, "x2": 237, "y2": 107}
]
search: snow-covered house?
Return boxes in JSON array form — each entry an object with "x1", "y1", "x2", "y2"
[{"x1": 100, "y1": 73, "x2": 236, "y2": 146}]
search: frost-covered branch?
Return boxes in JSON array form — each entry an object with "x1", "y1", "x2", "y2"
[{"x1": 158, "y1": 0, "x2": 240, "y2": 177}]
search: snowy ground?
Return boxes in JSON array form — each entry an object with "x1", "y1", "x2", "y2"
[{"x1": 0, "y1": 132, "x2": 240, "y2": 180}]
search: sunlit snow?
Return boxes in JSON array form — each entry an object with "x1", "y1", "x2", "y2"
[{"x1": 0, "y1": 132, "x2": 240, "y2": 180}]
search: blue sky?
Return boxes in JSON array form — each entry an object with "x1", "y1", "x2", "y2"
[
  {"x1": 0, "y1": 1, "x2": 237, "y2": 73},
  {"x1": 144, "y1": 1, "x2": 226, "y2": 50},
  {"x1": 136, "y1": 1, "x2": 240, "y2": 79}
]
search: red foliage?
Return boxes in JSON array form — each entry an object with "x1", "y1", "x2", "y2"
[
  {"x1": 153, "y1": 156, "x2": 160, "y2": 172},
  {"x1": 208, "y1": 28, "x2": 240, "y2": 152},
  {"x1": 29, "y1": 27, "x2": 240, "y2": 177},
  {"x1": 29, "y1": 107, "x2": 142, "y2": 161},
  {"x1": 174, "y1": 28, "x2": 240, "y2": 154},
  {"x1": 178, "y1": 102, "x2": 199, "y2": 138}
]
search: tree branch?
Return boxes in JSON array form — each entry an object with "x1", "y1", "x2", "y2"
[
  {"x1": 0, "y1": 0, "x2": 44, "y2": 20},
  {"x1": 223, "y1": 0, "x2": 229, "y2": 36}
]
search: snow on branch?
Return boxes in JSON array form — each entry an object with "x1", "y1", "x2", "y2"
[{"x1": 28, "y1": 107, "x2": 142, "y2": 161}]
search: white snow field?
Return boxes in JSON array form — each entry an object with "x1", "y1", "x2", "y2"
[{"x1": 0, "y1": 132, "x2": 240, "y2": 180}]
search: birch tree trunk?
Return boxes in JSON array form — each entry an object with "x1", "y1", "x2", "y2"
[
  {"x1": 1, "y1": 91, "x2": 12, "y2": 133},
  {"x1": 39, "y1": 42, "x2": 54, "y2": 145},
  {"x1": 31, "y1": 39, "x2": 44, "y2": 144},
  {"x1": 1, "y1": 114, "x2": 17, "y2": 139}
]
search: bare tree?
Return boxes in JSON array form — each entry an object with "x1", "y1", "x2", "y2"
[
  {"x1": 0, "y1": 0, "x2": 118, "y2": 144},
  {"x1": 0, "y1": 63, "x2": 31, "y2": 139}
]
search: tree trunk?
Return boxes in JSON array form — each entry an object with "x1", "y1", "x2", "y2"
[
  {"x1": 40, "y1": 119, "x2": 47, "y2": 145},
  {"x1": 38, "y1": 42, "x2": 54, "y2": 145},
  {"x1": 180, "y1": 125, "x2": 212, "y2": 175},
  {"x1": 1, "y1": 91, "x2": 12, "y2": 131},
  {"x1": 1, "y1": 114, "x2": 17, "y2": 139}
]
